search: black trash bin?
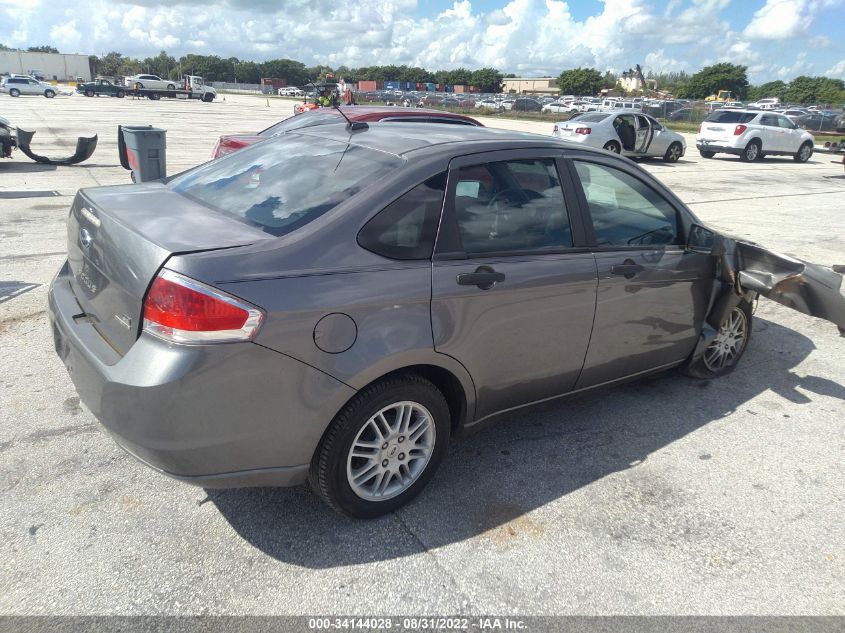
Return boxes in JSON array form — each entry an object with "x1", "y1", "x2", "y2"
[{"x1": 118, "y1": 125, "x2": 166, "y2": 182}]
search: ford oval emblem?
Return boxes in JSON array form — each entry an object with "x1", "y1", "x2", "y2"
[{"x1": 79, "y1": 227, "x2": 93, "y2": 249}]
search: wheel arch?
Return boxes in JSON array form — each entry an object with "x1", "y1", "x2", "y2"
[{"x1": 343, "y1": 358, "x2": 476, "y2": 435}]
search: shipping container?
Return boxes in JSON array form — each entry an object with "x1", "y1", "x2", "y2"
[
  {"x1": 424, "y1": 82, "x2": 436, "y2": 92},
  {"x1": 357, "y1": 80, "x2": 382, "y2": 91},
  {"x1": 260, "y1": 77, "x2": 287, "y2": 89},
  {"x1": 384, "y1": 80, "x2": 400, "y2": 90},
  {"x1": 453, "y1": 85, "x2": 465, "y2": 93}
]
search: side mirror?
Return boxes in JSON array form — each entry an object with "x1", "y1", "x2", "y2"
[{"x1": 687, "y1": 224, "x2": 717, "y2": 254}]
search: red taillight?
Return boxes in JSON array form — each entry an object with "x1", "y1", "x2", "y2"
[
  {"x1": 143, "y1": 270, "x2": 263, "y2": 344},
  {"x1": 734, "y1": 124, "x2": 747, "y2": 135},
  {"x1": 575, "y1": 127, "x2": 591, "y2": 135},
  {"x1": 213, "y1": 136, "x2": 254, "y2": 158}
]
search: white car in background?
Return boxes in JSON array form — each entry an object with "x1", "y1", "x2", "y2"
[
  {"x1": 124, "y1": 74, "x2": 177, "y2": 90},
  {"x1": 748, "y1": 97, "x2": 781, "y2": 110},
  {"x1": 696, "y1": 109, "x2": 814, "y2": 162},
  {"x1": 542, "y1": 100, "x2": 575, "y2": 114},
  {"x1": 1, "y1": 76, "x2": 58, "y2": 98},
  {"x1": 553, "y1": 111, "x2": 686, "y2": 162}
]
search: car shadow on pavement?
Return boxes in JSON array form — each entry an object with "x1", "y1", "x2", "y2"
[
  {"x1": 209, "y1": 317, "x2": 832, "y2": 568},
  {"x1": 0, "y1": 162, "x2": 57, "y2": 173}
]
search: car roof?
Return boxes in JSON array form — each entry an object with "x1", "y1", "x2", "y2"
[
  {"x1": 291, "y1": 106, "x2": 482, "y2": 126},
  {"x1": 286, "y1": 121, "x2": 607, "y2": 160}
]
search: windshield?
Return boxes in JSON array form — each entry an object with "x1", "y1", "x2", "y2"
[
  {"x1": 259, "y1": 110, "x2": 342, "y2": 137},
  {"x1": 705, "y1": 111, "x2": 757, "y2": 124},
  {"x1": 169, "y1": 133, "x2": 403, "y2": 237}
]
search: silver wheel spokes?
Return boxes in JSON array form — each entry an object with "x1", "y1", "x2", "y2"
[
  {"x1": 800, "y1": 145, "x2": 811, "y2": 160},
  {"x1": 670, "y1": 145, "x2": 681, "y2": 160},
  {"x1": 703, "y1": 308, "x2": 747, "y2": 371},
  {"x1": 347, "y1": 401, "x2": 435, "y2": 502},
  {"x1": 747, "y1": 144, "x2": 758, "y2": 160}
]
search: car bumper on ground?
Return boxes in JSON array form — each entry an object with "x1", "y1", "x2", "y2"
[
  {"x1": 48, "y1": 260, "x2": 356, "y2": 488},
  {"x1": 696, "y1": 141, "x2": 742, "y2": 155}
]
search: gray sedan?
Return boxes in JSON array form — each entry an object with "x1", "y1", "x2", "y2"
[
  {"x1": 48, "y1": 123, "x2": 845, "y2": 518},
  {"x1": 553, "y1": 112, "x2": 686, "y2": 161}
]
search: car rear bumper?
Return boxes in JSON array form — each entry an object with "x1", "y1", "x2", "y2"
[
  {"x1": 48, "y1": 260, "x2": 356, "y2": 488},
  {"x1": 696, "y1": 141, "x2": 742, "y2": 155}
]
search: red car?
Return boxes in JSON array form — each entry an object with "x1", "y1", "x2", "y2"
[{"x1": 211, "y1": 106, "x2": 483, "y2": 158}]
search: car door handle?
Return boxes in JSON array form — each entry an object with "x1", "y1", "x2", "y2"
[
  {"x1": 611, "y1": 263, "x2": 645, "y2": 278},
  {"x1": 457, "y1": 266, "x2": 505, "y2": 290}
]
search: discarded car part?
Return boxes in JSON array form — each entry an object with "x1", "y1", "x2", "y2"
[
  {"x1": 15, "y1": 128, "x2": 97, "y2": 165},
  {"x1": 118, "y1": 125, "x2": 167, "y2": 182},
  {"x1": 0, "y1": 115, "x2": 17, "y2": 158}
]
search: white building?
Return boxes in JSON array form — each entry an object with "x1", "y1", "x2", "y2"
[{"x1": 0, "y1": 51, "x2": 92, "y2": 81}]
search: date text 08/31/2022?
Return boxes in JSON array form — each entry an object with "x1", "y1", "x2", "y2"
[{"x1": 308, "y1": 617, "x2": 528, "y2": 630}]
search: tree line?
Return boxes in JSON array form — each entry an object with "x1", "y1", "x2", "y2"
[
  {"x1": 557, "y1": 62, "x2": 844, "y2": 104},
  {"x1": 4, "y1": 44, "x2": 844, "y2": 104}
]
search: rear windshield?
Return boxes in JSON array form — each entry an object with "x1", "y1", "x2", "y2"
[
  {"x1": 259, "y1": 110, "x2": 341, "y2": 136},
  {"x1": 169, "y1": 133, "x2": 402, "y2": 237},
  {"x1": 705, "y1": 111, "x2": 757, "y2": 124},
  {"x1": 572, "y1": 113, "x2": 612, "y2": 123}
]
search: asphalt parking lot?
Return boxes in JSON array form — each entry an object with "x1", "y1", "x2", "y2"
[{"x1": 0, "y1": 93, "x2": 843, "y2": 615}]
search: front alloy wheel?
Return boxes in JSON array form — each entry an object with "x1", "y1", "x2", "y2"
[
  {"x1": 703, "y1": 307, "x2": 748, "y2": 372},
  {"x1": 664, "y1": 142, "x2": 682, "y2": 162}
]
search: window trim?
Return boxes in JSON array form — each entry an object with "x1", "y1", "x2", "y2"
[
  {"x1": 433, "y1": 148, "x2": 588, "y2": 260},
  {"x1": 563, "y1": 155, "x2": 691, "y2": 250}
]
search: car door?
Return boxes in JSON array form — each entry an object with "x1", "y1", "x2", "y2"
[
  {"x1": 634, "y1": 114, "x2": 654, "y2": 153},
  {"x1": 776, "y1": 115, "x2": 801, "y2": 151},
  {"x1": 566, "y1": 156, "x2": 714, "y2": 388},
  {"x1": 759, "y1": 114, "x2": 785, "y2": 151},
  {"x1": 431, "y1": 150, "x2": 597, "y2": 421},
  {"x1": 24, "y1": 79, "x2": 40, "y2": 95}
]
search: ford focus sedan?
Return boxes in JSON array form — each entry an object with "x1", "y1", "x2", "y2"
[{"x1": 49, "y1": 123, "x2": 844, "y2": 518}]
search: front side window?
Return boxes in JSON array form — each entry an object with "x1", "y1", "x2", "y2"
[
  {"x1": 357, "y1": 173, "x2": 446, "y2": 260},
  {"x1": 573, "y1": 161, "x2": 681, "y2": 247},
  {"x1": 777, "y1": 116, "x2": 796, "y2": 129},
  {"x1": 452, "y1": 158, "x2": 572, "y2": 255},
  {"x1": 760, "y1": 114, "x2": 779, "y2": 127}
]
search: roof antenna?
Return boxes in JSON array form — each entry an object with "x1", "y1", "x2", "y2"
[{"x1": 334, "y1": 103, "x2": 368, "y2": 131}]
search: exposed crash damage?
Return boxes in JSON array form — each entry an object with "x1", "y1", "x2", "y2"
[
  {"x1": 15, "y1": 128, "x2": 97, "y2": 166},
  {"x1": 0, "y1": 117, "x2": 97, "y2": 165},
  {"x1": 690, "y1": 226, "x2": 845, "y2": 371}
]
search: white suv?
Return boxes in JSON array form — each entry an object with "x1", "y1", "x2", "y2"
[
  {"x1": 696, "y1": 109, "x2": 814, "y2": 162},
  {"x1": 1, "y1": 76, "x2": 57, "y2": 98}
]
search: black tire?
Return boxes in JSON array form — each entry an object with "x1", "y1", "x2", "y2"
[
  {"x1": 740, "y1": 139, "x2": 761, "y2": 162},
  {"x1": 44, "y1": 89, "x2": 55, "y2": 98},
  {"x1": 663, "y1": 141, "x2": 683, "y2": 162},
  {"x1": 9, "y1": 88, "x2": 21, "y2": 97},
  {"x1": 148, "y1": 93, "x2": 160, "y2": 100},
  {"x1": 166, "y1": 83, "x2": 175, "y2": 91},
  {"x1": 309, "y1": 374, "x2": 451, "y2": 519},
  {"x1": 84, "y1": 89, "x2": 94, "y2": 97},
  {"x1": 682, "y1": 301, "x2": 753, "y2": 379},
  {"x1": 603, "y1": 140, "x2": 621, "y2": 154},
  {"x1": 699, "y1": 150, "x2": 715, "y2": 158},
  {"x1": 202, "y1": 93, "x2": 214, "y2": 102},
  {"x1": 793, "y1": 142, "x2": 813, "y2": 163},
  {"x1": 116, "y1": 90, "x2": 125, "y2": 98}
]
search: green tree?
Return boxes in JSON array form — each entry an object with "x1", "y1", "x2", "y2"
[
  {"x1": 556, "y1": 67, "x2": 603, "y2": 96},
  {"x1": 678, "y1": 63, "x2": 748, "y2": 100},
  {"x1": 784, "y1": 75, "x2": 845, "y2": 104},
  {"x1": 0, "y1": 43, "x2": 14, "y2": 51},
  {"x1": 747, "y1": 80, "x2": 787, "y2": 102},
  {"x1": 601, "y1": 71, "x2": 618, "y2": 90},
  {"x1": 27, "y1": 45, "x2": 59, "y2": 53},
  {"x1": 141, "y1": 50, "x2": 178, "y2": 79},
  {"x1": 470, "y1": 67, "x2": 504, "y2": 92}
]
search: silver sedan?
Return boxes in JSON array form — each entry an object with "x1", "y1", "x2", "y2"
[{"x1": 553, "y1": 112, "x2": 686, "y2": 162}]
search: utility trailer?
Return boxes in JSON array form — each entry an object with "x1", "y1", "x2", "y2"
[{"x1": 123, "y1": 75, "x2": 217, "y2": 102}]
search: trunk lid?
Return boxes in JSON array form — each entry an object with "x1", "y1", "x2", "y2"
[
  {"x1": 66, "y1": 182, "x2": 273, "y2": 355},
  {"x1": 699, "y1": 122, "x2": 735, "y2": 143}
]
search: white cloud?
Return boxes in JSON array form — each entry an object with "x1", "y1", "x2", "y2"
[
  {"x1": 825, "y1": 59, "x2": 845, "y2": 78},
  {"x1": 742, "y1": 0, "x2": 835, "y2": 40}
]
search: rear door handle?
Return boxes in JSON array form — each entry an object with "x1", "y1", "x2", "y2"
[
  {"x1": 611, "y1": 263, "x2": 645, "y2": 278},
  {"x1": 457, "y1": 266, "x2": 505, "y2": 290}
]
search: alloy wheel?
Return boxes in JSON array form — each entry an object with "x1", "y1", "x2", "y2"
[
  {"x1": 666, "y1": 143, "x2": 682, "y2": 161},
  {"x1": 703, "y1": 307, "x2": 748, "y2": 371},
  {"x1": 346, "y1": 401, "x2": 436, "y2": 502},
  {"x1": 745, "y1": 143, "x2": 759, "y2": 161},
  {"x1": 799, "y1": 144, "x2": 812, "y2": 162}
]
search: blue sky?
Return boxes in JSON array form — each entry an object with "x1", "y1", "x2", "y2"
[{"x1": 3, "y1": 0, "x2": 844, "y2": 83}]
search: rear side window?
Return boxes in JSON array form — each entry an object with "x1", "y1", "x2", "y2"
[
  {"x1": 260, "y1": 110, "x2": 341, "y2": 136},
  {"x1": 705, "y1": 111, "x2": 757, "y2": 124},
  {"x1": 573, "y1": 113, "x2": 612, "y2": 123},
  {"x1": 169, "y1": 134, "x2": 402, "y2": 237},
  {"x1": 357, "y1": 173, "x2": 446, "y2": 260},
  {"x1": 452, "y1": 159, "x2": 572, "y2": 255}
]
